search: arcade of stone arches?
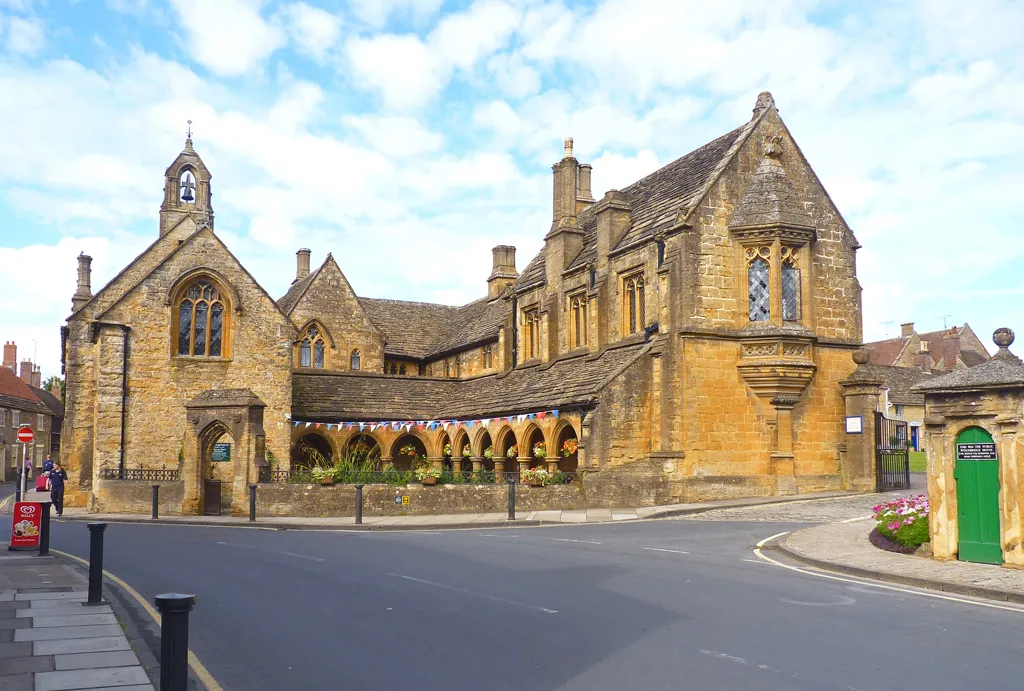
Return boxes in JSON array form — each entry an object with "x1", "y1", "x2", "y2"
[{"x1": 289, "y1": 414, "x2": 582, "y2": 479}]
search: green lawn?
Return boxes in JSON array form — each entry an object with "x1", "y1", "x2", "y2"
[{"x1": 909, "y1": 451, "x2": 927, "y2": 472}]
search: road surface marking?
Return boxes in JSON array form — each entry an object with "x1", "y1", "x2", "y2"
[
  {"x1": 550, "y1": 538, "x2": 602, "y2": 545},
  {"x1": 839, "y1": 515, "x2": 873, "y2": 523},
  {"x1": 0, "y1": 493, "x2": 14, "y2": 512},
  {"x1": 478, "y1": 533, "x2": 519, "y2": 538},
  {"x1": 752, "y1": 533, "x2": 1024, "y2": 614},
  {"x1": 642, "y1": 547, "x2": 689, "y2": 554},
  {"x1": 700, "y1": 649, "x2": 776, "y2": 671},
  {"x1": 386, "y1": 573, "x2": 558, "y2": 614},
  {"x1": 54, "y1": 549, "x2": 224, "y2": 691},
  {"x1": 214, "y1": 541, "x2": 325, "y2": 561}
]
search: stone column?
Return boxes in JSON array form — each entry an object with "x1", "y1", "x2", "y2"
[
  {"x1": 769, "y1": 396, "x2": 798, "y2": 495},
  {"x1": 517, "y1": 456, "x2": 531, "y2": 481},
  {"x1": 452, "y1": 459, "x2": 462, "y2": 474},
  {"x1": 379, "y1": 455, "x2": 394, "y2": 470},
  {"x1": 471, "y1": 457, "x2": 483, "y2": 474},
  {"x1": 546, "y1": 459, "x2": 559, "y2": 475},
  {"x1": 494, "y1": 459, "x2": 505, "y2": 481},
  {"x1": 428, "y1": 456, "x2": 444, "y2": 472},
  {"x1": 839, "y1": 350, "x2": 884, "y2": 493}
]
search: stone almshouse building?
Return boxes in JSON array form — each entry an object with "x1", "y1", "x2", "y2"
[{"x1": 62, "y1": 92, "x2": 868, "y2": 514}]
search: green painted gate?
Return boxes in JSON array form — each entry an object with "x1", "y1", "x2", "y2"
[{"x1": 954, "y1": 426, "x2": 1002, "y2": 565}]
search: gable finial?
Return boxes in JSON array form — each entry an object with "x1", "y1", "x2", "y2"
[
  {"x1": 563, "y1": 137, "x2": 573, "y2": 158},
  {"x1": 187, "y1": 119, "x2": 192, "y2": 139}
]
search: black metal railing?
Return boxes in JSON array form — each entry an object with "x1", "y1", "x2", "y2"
[
  {"x1": 99, "y1": 468, "x2": 180, "y2": 481},
  {"x1": 258, "y1": 467, "x2": 579, "y2": 486},
  {"x1": 875, "y1": 411, "x2": 911, "y2": 492}
]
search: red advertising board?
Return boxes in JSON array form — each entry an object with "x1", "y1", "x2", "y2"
[{"x1": 10, "y1": 502, "x2": 41, "y2": 550}]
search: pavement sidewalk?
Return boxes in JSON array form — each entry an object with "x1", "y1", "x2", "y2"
[
  {"x1": 777, "y1": 519, "x2": 1024, "y2": 604},
  {"x1": 0, "y1": 549, "x2": 157, "y2": 691},
  {"x1": 50, "y1": 489, "x2": 858, "y2": 530}
]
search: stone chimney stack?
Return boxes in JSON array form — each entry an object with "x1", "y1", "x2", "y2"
[
  {"x1": 545, "y1": 137, "x2": 586, "y2": 286},
  {"x1": 901, "y1": 322, "x2": 914, "y2": 338},
  {"x1": 30, "y1": 367, "x2": 41, "y2": 389},
  {"x1": 2, "y1": 342, "x2": 15, "y2": 372},
  {"x1": 19, "y1": 360, "x2": 32, "y2": 384},
  {"x1": 296, "y1": 248, "x2": 311, "y2": 283},
  {"x1": 487, "y1": 245, "x2": 518, "y2": 299},
  {"x1": 576, "y1": 163, "x2": 594, "y2": 213},
  {"x1": 593, "y1": 189, "x2": 632, "y2": 275},
  {"x1": 49, "y1": 378, "x2": 62, "y2": 399},
  {"x1": 72, "y1": 253, "x2": 93, "y2": 312}
]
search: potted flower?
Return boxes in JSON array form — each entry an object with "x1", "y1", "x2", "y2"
[
  {"x1": 483, "y1": 445, "x2": 494, "y2": 460},
  {"x1": 311, "y1": 465, "x2": 335, "y2": 485},
  {"x1": 521, "y1": 466, "x2": 550, "y2": 487},
  {"x1": 505, "y1": 444, "x2": 518, "y2": 460},
  {"x1": 532, "y1": 442, "x2": 547, "y2": 459},
  {"x1": 443, "y1": 443, "x2": 452, "y2": 457},
  {"x1": 398, "y1": 444, "x2": 418, "y2": 458},
  {"x1": 461, "y1": 445, "x2": 471, "y2": 459},
  {"x1": 415, "y1": 461, "x2": 443, "y2": 486},
  {"x1": 561, "y1": 438, "x2": 579, "y2": 457}
]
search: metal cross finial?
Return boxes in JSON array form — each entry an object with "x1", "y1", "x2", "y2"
[{"x1": 186, "y1": 120, "x2": 192, "y2": 138}]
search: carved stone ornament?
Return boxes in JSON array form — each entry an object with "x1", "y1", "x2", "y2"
[
  {"x1": 742, "y1": 342, "x2": 778, "y2": 357},
  {"x1": 994, "y1": 327, "x2": 1015, "y2": 349},
  {"x1": 764, "y1": 134, "x2": 783, "y2": 159},
  {"x1": 782, "y1": 343, "x2": 809, "y2": 357},
  {"x1": 232, "y1": 412, "x2": 242, "y2": 423},
  {"x1": 189, "y1": 413, "x2": 199, "y2": 424},
  {"x1": 770, "y1": 395, "x2": 801, "y2": 408}
]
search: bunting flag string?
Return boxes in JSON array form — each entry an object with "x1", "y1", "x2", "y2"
[{"x1": 289, "y1": 409, "x2": 565, "y2": 434}]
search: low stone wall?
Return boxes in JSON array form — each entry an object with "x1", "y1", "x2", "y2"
[
  {"x1": 254, "y1": 481, "x2": 588, "y2": 517},
  {"x1": 92, "y1": 480, "x2": 185, "y2": 515}
]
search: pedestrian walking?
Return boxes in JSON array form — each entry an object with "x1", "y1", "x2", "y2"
[
  {"x1": 47, "y1": 461, "x2": 68, "y2": 517},
  {"x1": 42, "y1": 455, "x2": 53, "y2": 473}
]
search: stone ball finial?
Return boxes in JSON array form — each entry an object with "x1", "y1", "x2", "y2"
[
  {"x1": 563, "y1": 137, "x2": 573, "y2": 157},
  {"x1": 852, "y1": 349, "x2": 871, "y2": 365},
  {"x1": 993, "y1": 327, "x2": 1015, "y2": 349}
]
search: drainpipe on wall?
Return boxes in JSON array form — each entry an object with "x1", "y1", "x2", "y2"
[
  {"x1": 511, "y1": 295, "x2": 518, "y2": 368},
  {"x1": 118, "y1": 325, "x2": 130, "y2": 480}
]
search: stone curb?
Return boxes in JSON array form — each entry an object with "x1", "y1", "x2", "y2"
[{"x1": 775, "y1": 530, "x2": 1024, "y2": 606}]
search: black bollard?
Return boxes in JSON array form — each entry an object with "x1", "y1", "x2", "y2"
[
  {"x1": 249, "y1": 484, "x2": 257, "y2": 523},
  {"x1": 151, "y1": 485, "x2": 159, "y2": 520},
  {"x1": 85, "y1": 523, "x2": 107, "y2": 606},
  {"x1": 507, "y1": 475, "x2": 516, "y2": 521},
  {"x1": 355, "y1": 484, "x2": 363, "y2": 525},
  {"x1": 155, "y1": 593, "x2": 197, "y2": 691},
  {"x1": 38, "y1": 502, "x2": 51, "y2": 557}
]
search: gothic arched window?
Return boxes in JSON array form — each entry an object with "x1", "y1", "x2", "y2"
[
  {"x1": 570, "y1": 293, "x2": 588, "y2": 348},
  {"x1": 175, "y1": 279, "x2": 228, "y2": 357},
  {"x1": 300, "y1": 325, "x2": 326, "y2": 368},
  {"x1": 747, "y1": 247, "x2": 771, "y2": 322},
  {"x1": 781, "y1": 247, "x2": 801, "y2": 323},
  {"x1": 350, "y1": 349, "x2": 361, "y2": 370},
  {"x1": 624, "y1": 273, "x2": 645, "y2": 334},
  {"x1": 523, "y1": 308, "x2": 540, "y2": 360},
  {"x1": 399, "y1": 364, "x2": 407, "y2": 376}
]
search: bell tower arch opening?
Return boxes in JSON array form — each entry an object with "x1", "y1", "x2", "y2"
[{"x1": 160, "y1": 125, "x2": 214, "y2": 237}]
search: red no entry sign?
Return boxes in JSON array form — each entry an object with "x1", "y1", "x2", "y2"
[{"x1": 16, "y1": 427, "x2": 33, "y2": 443}]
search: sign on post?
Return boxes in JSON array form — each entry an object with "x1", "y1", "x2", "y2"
[
  {"x1": 10, "y1": 502, "x2": 41, "y2": 550},
  {"x1": 16, "y1": 427, "x2": 33, "y2": 444},
  {"x1": 211, "y1": 443, "x2": 231, "y2": 462}
]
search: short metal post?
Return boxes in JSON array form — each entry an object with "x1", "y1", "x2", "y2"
[
  {"x1": 249, "y1": 484, "x2": 257, "y2": 523},
  {"x1": 86, "y1": 523, "x2": 107, "y2": 606},
  {"x1": 38, "y1": 502, "x2": 51, "y2": 556},
  {"x1": 507, "y1": 476, "x2": 516, "y2": 521},
  {"x1": 151, "y1": 484, "x2": 159, "y2": 520},
  {"x1": 355, "y1": 484, "x2": 363, "y2": 525},
  {"x1": 155, "y1": 593, "x2": 196, "y2": 691}
]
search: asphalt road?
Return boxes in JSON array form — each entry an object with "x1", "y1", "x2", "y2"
[{"x1": 2, "y1": 486, "x2": 1021, "y2": 691}]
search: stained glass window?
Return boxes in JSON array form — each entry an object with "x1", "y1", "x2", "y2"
[
  {"x1": 782, "y1": 260, "x2": 801, "y2": 322},
  {"x1": 748, "y1": 257, "x2": 770, "y2": 322}
]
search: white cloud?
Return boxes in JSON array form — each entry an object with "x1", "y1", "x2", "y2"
[
  {"x1": 342, "y1": 115, "x2": 444, "y2": 158},
  {"x1": 346, "y1": 0, "x2": 443, "y2": 29},
  {"x1": 279, "y1": 2, "x2": 342, "y2": 61},
  {"x1": 168, "y1": 0, "x2": 286, "y2": 76},
  {"x1": 268, "y1": 81, "x2": 324, "y2": 131},
  {"x1": 4, "y1": 14, "x2": 44, "y2": 54},
  {"x1": 588, "y1": 150, "x2": 660, "y2": 198}
]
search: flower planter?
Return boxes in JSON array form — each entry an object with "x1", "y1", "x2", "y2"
[
  {"x1": 525, "y1": 478, "x2": 543, "y2": 487},
  {"x1": 319, "y1": 478, "x2": 335, "y2": 486},
  {"x1": 421, "y1": 476, "x2": 438, "y2": 486}
]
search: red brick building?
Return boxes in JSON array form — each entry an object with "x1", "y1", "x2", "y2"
[{"x1": 1, "y1": 342, "x2": 62, "y2": 481}]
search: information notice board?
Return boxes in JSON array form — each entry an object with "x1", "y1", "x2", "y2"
[{"x1": 956, "y1": 443, "x2": 998, "y2": 460}]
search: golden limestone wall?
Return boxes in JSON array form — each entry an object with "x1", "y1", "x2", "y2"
[{"x1": 288, "y1": 259, "x2": 384, "y2": 374}]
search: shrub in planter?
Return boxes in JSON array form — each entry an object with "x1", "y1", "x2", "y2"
[
  {"x1": 414, "y1": 461, "x2": 442, "y2": 484},
  {"x1": 521, "y1": 466, "x2": 550, "y2": 486},
  {"x1": 872, "y1": 494, "x2": 930, "y2": 549}
]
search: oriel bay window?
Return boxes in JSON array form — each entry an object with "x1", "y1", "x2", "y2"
[
  {"x1": 781, "y1": 246, "x2": 801, "y2": 322},
  {"x1": 175, "y1": 279, "x2": 229, "y2": 357},
  {"x1": 744, "y1": 244, "x2": 805, "y2": 325},
  {"x1": 747, "y1": 247, "x2": 771, "y2": 322}
]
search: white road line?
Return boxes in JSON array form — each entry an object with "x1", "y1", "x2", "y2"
[
  {"x1": 214, "y1": 541, "x2": 324, "y2": 562},
  {"x1": 752, "y1": 532, "x2": 1024, "y2": 614},
  {"x1": 839, "y1": 515, "x2": 873, "y2": 523},
  {"x1": 478, "y1": 533, "x2": 519, "y2": 538},
  {"x1": 550, "y1": 538, "x2": 602, "y2": 545},
  {"x1": 642, "y1": 547, "x2": 689, "y2": 555},
  {"x1": 386, "y1": 573, "x2": 558, "y2": 614}
]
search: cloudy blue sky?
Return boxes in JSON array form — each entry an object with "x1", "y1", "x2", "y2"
[{"x1": 1, "y1": 0, "x2": 1022, "y2": 377}]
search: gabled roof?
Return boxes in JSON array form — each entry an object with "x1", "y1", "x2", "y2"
[
  {"x1": 292, "y1": 341, "x2": 650, "y2": 421},
  {"x1": 863, "y1": 323, "x2": 990, "y2": 370},
  {"x1": 30, "y1": 386, "x2": 64, "y2": 418},
  {"x1": 915, "y1": 347, "x2": 1024, "y2": 392},
  {"x1": 846, "y1": 364, "x2": 934, "y2": 405},
  {"x1": 516, "y1": 120, "x2": 756, "y2": 292},
  {"x1": 277, "y1": 264, "x2": 322, "y2": 315},
  {"x1": 359, "y1": 298, "x2": 458, "y2": 360},
  {"x1": 728, "y1": 155, "x2": 814, "y2": 230},
  {"x1": 0, "y1": 368, "x2": 49, "y2": 414}
]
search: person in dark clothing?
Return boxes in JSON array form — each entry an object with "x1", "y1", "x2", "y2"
[
  {"x1": 47, "y1": 462, "x2": 68, "y2": 517},
  {"x1": 42, "y1": 456, "x2": 54, "y2": 473}
]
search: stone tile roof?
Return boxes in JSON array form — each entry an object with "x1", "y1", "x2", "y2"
[
  {"x1": 292, "y1": 341, "x2": 650, "y2": 420},
  {"x1": 277, "y1": 266, "x2": 321, "y2": 315},
  {"x1": 863, "y1": 336, "x2": 909, "y2": 367},
  {"x1": 914, "y1": 348, "x2": 1024, "y2": 393},
  {"x1": 728, "y1": 156, "x2": 814, "y2": 230},
  {"x1": 187, "y1": 388, "x2": 266, "y2": 408},
  {"x1": 358, "y1": 296, "x2": 508, "y2": 360},
  {"x1": 29, "y1": 386, "x2": 64, "y2": 418},
  {"x1": 863, "y1": 324, "x2": 990, "y2": 371},
  {"x1": 516, "y1": 122, "x2": 754, "y2": 290},
  {"x1": 0, "y1": 367, "x2": 47, "y2": 414},
  {"x1": 848, "y1": 364, "x2": 934, "y2": 405}
]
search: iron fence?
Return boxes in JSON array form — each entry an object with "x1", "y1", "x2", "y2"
[
  {"x1": 99, "y1": 468, "x2": 180, "y2": 481},
  {"x1": 258, "y1": 467, "x2": 579, "y2": 486}
]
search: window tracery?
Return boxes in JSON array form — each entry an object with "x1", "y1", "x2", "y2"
[
  {"x1": 781, "y1": 246, "x2": 801, "y2": 322},
  {"x1": 175, "y1": 280, "x2": 227, "y2": 357},
  {"x1": 524, "y1": 309, "x2": 540, "y2": 359},
  {"x1": 350, "y1": 349, "x2": 360, "y2": 370},
  {"x1": 623, "y1": 273, "x2": 645, "y2": 334},
  {"x1": 300, "y1": 324, "x2": 326, "y2": 368},
  {"x1": 746, "y1": 247, "x2": 771, "y2": 322},
  {"x1": 569, "y1": 293, "x2": 588, "y2": 348}
]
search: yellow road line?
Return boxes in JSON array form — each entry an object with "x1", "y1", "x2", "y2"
[
  {"x1": 54, "y1": 549, "x2": 224, "y2": 691},
  {"x1": 0, "y1": 494, "x2": 13, "y2": 513},
  {"x1": 752, "y1": 532, "x2": 1024, "y2": 615}
]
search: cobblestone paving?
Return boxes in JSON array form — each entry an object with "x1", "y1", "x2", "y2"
[{"x1": 675, "y1": 490, "x2": 921, "y2": 524}]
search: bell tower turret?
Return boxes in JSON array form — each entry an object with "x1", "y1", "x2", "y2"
[{"x1": 159, "y1": 123, "x2": 214, "y2": 237}]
